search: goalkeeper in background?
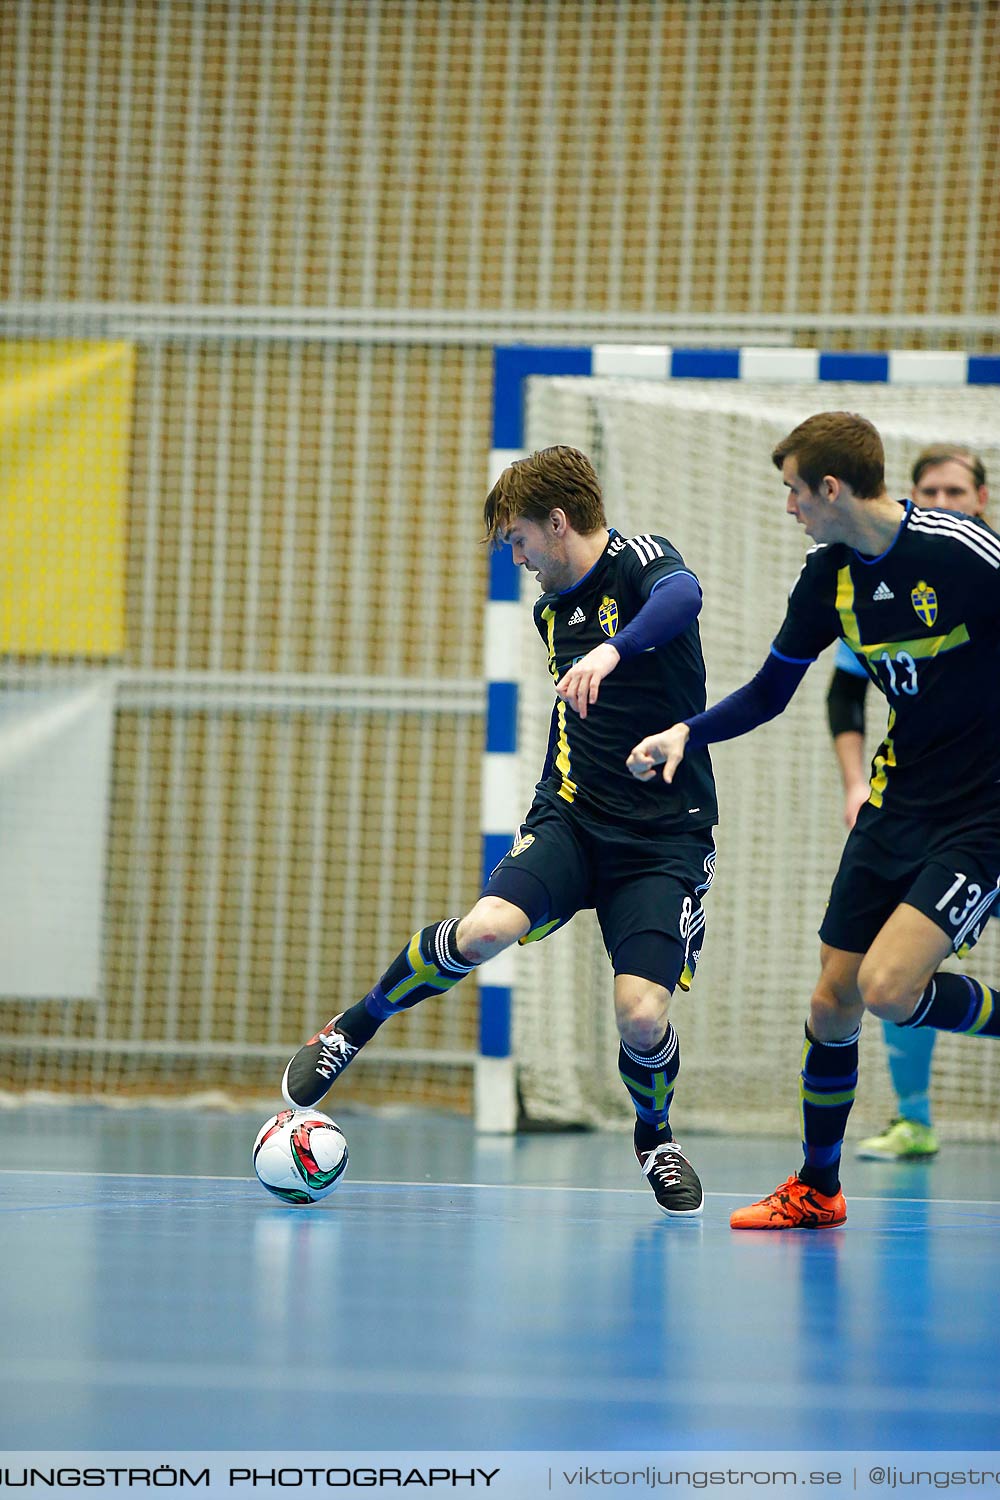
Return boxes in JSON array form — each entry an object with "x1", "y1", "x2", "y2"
[
  {"x1": 629, "y1": 412, "x2": 1000, "y2": 1231},
  {"x1": 827, "y1": 444, "x2": 989, "y2": 1164},
  {"x1": 283, "y1": 445, "x2": 719, "y2": 1218}
]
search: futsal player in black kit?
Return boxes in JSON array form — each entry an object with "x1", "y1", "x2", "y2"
[
  {"x1": 628, "y1": 411, "x2": 1000, "y2": 1230},
  {"x1": 283, "y1": 444, "x2": 718, "y2": 1216}
]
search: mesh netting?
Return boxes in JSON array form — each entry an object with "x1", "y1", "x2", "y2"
[
  {"x1": 1, "y1": 0, "x2": 998, "y2": 1118},
  {"x1": 1, "y1": 1, "x2": 997, "y2": 343},
  {"x1": 0, "y1": 339, "x2": 487, "y2": 1112}
]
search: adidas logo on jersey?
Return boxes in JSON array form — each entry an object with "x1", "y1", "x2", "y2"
[
  {"x1": 873, "y1": 580, "x2": 895, "y2": 601},
  {"x1": 567, "y1": 606, "x2": 586, "y2": 625}
]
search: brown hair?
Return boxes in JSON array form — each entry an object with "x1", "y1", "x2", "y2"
[
  {"x1": 483, "y1": 445, "x2": 607, "y2": 548},
  {"x1": 771, "y1": 412, "x2": 885, "y2": 500},
  {"x1": 911, "y1": 444, "x2": 987, "y2": 490}
]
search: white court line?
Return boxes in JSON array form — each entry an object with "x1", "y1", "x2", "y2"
[
  {"x1": 0, "y1": 1166, "x2": 248, "y2": 1183},
  {"x1": 1, "y1": 1166, "x2": 999, "y2": 1209}
]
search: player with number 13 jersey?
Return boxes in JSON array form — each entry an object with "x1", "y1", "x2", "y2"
[
  {"x1": 627, "y1": 412, "x2": 1000, "y2": 1231},
  {"x1": 775, "y1": 500, "x2": 1000, "y2": 820}
]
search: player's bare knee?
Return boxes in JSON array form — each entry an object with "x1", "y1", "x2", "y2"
[
  {"x1": 858, "y1": 965, "x2": 923, "y2": 1023},
  {"x1": 614, "y1": 984, "x2": 670, "y2": 1050},
  {"x1": 807, "y1": 947, "x2": 863, "y2": 1040},
  {"x1": 456, "y1": 898, "x2": 529, "y2": 964},
  {"x1": 808, "y1": 982, "x2": 863, "y2": 1041}
]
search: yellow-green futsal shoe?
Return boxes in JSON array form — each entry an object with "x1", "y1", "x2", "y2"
[{"x1": 855, "y1": 1118, "x2": 939, "y2": 1161}]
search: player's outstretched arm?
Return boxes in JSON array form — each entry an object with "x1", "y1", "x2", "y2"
[
  {"x1": 627, "y1": 653, "x2": 813, "y2": 783},
  {"x1": 627, "y1": 723, "x2": 690, "y2": 783}
]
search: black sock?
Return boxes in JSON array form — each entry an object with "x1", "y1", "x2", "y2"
[
  {"x1": 797, "y1": 1022, "x2": 860, "y2": 1198},
  {"x1": 337, "y1": 999, "x2": 383, "y2": 1046},
  {"x1": 901, "y1": 972, "x2": 1000, "y2": 1036},
  {"x1": 634, "y1": 1117, "x2": 672, "y2": 1152}
]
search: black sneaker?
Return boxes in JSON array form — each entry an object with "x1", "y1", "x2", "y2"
[
  {"x1": 635, "y1": 1136, "x2": 704, "y2": 1217},
  {"x1": 282, "y1": 1015, "x2": 361, "y2": 1108}
]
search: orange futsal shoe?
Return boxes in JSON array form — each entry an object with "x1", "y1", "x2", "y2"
[{"x1": 730, "y1": 1174, "x2": 847, "y2": 1231}]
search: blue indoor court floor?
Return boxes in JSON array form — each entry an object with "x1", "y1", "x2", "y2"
[{"x1": 2, "y1": 1105, "x2": 999, "y2": 1454}]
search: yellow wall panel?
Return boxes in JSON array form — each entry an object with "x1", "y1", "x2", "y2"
[{"x1": 0, "y1": 341, "x2": 133, "y2": 656}]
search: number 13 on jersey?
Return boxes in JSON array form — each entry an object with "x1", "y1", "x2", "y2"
[{"x1": 874, "y1": 649, "x2": 918, "y2": 697}]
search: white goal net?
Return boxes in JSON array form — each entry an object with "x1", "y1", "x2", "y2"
[{"x1": 514, "y1": 376, "x2": 1000, "y2": 1140}]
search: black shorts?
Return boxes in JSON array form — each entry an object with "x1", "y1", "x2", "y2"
[
  {"x1": 820, "y1": 799, "x2": 1000, "y2": 957},
  {"x1": 483, "y1": 792, "x2": 717, "y2": 993}
]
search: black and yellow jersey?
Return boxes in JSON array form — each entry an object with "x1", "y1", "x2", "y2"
[
  {"x1": 531, "y1": 528, "x2": 717, "y2": 832},
  {"x1": 773, "y1": 501, "x2": 1000, "y2": 818}
]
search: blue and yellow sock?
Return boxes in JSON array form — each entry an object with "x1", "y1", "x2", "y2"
[
  {"x1": 339, "y1": 919, "x2": 477, "y2": 1043},
  {"x1": 619, "y1": 1023, "x2": 680, "y2": 1152},
  {"x1": 798, "y1": 1023, "x2": 860, "y2": 1197},
  {"x1": 901, "y1": 973, "x2": 1000, "y2": 1037}
]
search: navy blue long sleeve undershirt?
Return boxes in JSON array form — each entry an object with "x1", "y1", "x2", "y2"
[
  {"x1": 685, "y1": 650, "x2": 813, "y2": 749},
  {"x1": 611, "y1": 570, "x2": 703, "y2": 662}
]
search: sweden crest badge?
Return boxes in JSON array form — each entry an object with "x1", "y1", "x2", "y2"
[
  {"x1": 598, "y1": 595, "x2": 619, "y2": 637},
  {"x1": 910, "y1": 580, "x2": 937, "y2": 627}
]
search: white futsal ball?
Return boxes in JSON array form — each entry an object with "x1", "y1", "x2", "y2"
[{"x1": 252, "y1": 1108, "x2": 348, "y2": 1205}]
